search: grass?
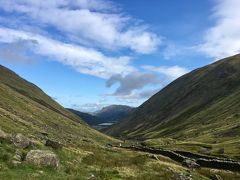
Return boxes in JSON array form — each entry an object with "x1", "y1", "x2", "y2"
[
  {"x1": 3, "y1": 134, "x2": 238, "y2": 179},
  {"x1": 0, "y1": 139, "x2": 210, "y2": 180}
]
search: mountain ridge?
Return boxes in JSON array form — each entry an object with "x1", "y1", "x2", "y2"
[
  {"x1": 68, "y1": 105, "x2": 135, "y2": 126},
  {"x1": 105, "y1": 54, "x2": 240, "y2": 144}
]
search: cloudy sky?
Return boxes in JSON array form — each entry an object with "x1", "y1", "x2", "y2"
[{"x1": 0, "y1": 0, "x2": 239, "y2": 112}]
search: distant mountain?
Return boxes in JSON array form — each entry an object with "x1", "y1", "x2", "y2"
[
  {"x1": 106, "y1": 54, "x2": 240, "y2": 144},
  {"x1": 67, "y1": 108, "x2": 100, "y2": 126},
  {"x1": 69, "y1": 105, "x2": 135, "y2": 127},
  {"x1": 94, "y1": 105, "x2": 135, "y2": 123}
]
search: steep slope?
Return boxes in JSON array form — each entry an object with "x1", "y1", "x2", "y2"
[
  {"x1": 94, "y1": 105, "x2": 135, "y2": 123},
  {"x1": 0, "y1": 64, "x2": 113, "y2": 144},
  {"x1": 106, "y1": 54, "x2": 240, "y2": 144},
  {"x1": 67, "y1": 108, "x2": 100, "y2": 126}
]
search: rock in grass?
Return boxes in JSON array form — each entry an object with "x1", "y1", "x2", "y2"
[
  {"x1": 0, "y1": 129, "x2": 7, "y2": 141},
  {"x1": 148, "y1": 154, "x2": 159, "y2": 161},
  {"x1": 12, "y1": 133, "x2": 31, "y2": 149},
  {"x1": 173, "y1": 172, "x2": 193, "y2": 180},
  {"x1": 45, "y1": 139, "x2": 63, "y2": 149},
  {"x1": 182, "y1": 159, "x2": 200, "y2": 168},
  {"x1": 25, "y1": 150, "x2": 60, "y2": 168}
]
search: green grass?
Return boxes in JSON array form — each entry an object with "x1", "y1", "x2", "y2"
[{"x1": 0, "y1": 139, "x2": 217, "y2": 180}]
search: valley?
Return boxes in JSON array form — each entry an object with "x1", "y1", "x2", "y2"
[
  {"x1": 0, "y1": 56, "x2": 240, "y2": 179},
  {"x1": 1, "y1": 0, "x2": 240, "y2": 179},
  {"x1": 68, "y1": 105, "x2": 135, "y2": 130}
]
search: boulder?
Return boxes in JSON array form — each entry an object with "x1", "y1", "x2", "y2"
[
  {"x1": 12, "y1": 133, "x2": 31, "y2": 149},
  {"x1": 25, "y1": 150, "x2": 59, "y2": 168},
  {"x1": 45, "y1": 139, "x2": 63, "y2": 149},
  {"x1": 0, "y1": 129, "x2": 7, "y2": 141},
  {"x1": 182, "y1": 159, "x2": 200, "y2": 168}
]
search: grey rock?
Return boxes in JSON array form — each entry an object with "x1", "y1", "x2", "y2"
[
  {"x1": 12, "y1": 134, "x2": 31, "y2": 149},
  {"x1": 148, "y1": 154, "x2": 159, "y2": 161},
  {"x1": 25, "y1": 150, "x2": 60, "y2": 168},
  {"x1": 182, "y1": 159, "x2": 200, "y2": 168}
]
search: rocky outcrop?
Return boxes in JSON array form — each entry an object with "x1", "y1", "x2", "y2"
[
  {"x1": 25, "y1": 150, "x2": 59, "y2": 168},
  {"x1": 12, "y1": 134, "x2": 32, "y2": 149}
]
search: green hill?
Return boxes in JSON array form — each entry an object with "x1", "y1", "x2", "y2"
[
  {"x1": 106, "y1": 54, "x2": 240, "y2": 158},
  {"x1": 0, "y1": 64, "x2": 114, "y2": 144}
]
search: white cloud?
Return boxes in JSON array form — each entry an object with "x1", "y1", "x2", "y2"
[
  {"x1": 143, "y1": 65, "x2": 189, "y2": 80},
  {"x1": 0, "y1": 40, "x2": 34, "y2": 63},
  {"x1": 200, "y1": 0, "x2": 240, "y2": 59},
  {"x1": 71, "y1": 102, "x2": 109, "y2": 112},
  {"x1": 106, "y1": 72, "x2": 160, "y2": 96},
  {"x1": 0, "y1": 27, "x2": 135, "y2": 78},
  {"x1": 0, "y1": 0, "x2": 159, "y2": 54}
]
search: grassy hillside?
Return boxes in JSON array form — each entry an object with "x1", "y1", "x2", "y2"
[
  {"x1": 106, "y1": 54, "x2": 240, "y2": 158},
  {"x1": 1, "y1": 64, "x2": 230, "y2": 179},
  {"x1": 0, "y1": 64, "x2": 114, "y2": 145}
]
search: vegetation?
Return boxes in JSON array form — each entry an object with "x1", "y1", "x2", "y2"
[
  {"x1": 106, "y1": 54, "x2": 240, "y2": 159},
  {"x1": 1, "y1": 56, "x2": 240, "y2": 179}
]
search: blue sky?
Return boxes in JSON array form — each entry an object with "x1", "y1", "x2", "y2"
[{"x1": 0, "y1": 0, "x2": 240, "y2": 112}]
